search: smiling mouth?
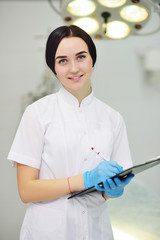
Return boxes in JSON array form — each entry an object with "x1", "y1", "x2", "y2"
[{"x1": 68, "y1": 74, "x2": 84, "y2": 80}]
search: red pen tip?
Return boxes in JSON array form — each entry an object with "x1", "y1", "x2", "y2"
[{"x1": 91, "y1": 147, "x2": 94, "y2": 150}]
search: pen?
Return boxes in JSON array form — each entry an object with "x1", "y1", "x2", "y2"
[{"x1": 91, "y1": 147, "x2": 109, "y2": 161}]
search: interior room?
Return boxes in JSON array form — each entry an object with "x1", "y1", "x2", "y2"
[{"x1": 1, "y1": 1, "x2": 160, "y2": 239}]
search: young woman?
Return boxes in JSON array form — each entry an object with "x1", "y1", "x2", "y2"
[{"x1": 8, "y1": 25, "x2": 134, "y2": 240}]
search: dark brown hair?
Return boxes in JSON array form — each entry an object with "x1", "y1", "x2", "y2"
[{"x1": 45, "y1": 25, "x2": 97, "y2": 75}]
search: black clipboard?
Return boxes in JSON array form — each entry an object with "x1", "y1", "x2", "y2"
[{"x1": 68, "y1": 156, "x2": 160, "y2": 199}]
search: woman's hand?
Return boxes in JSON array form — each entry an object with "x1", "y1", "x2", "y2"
[
  {"x1": 97, "y1": 173, "x2": 134, "y2": 198},
  {"x1": 83, "y1": 161, "x2": 123, "y2": 189}
]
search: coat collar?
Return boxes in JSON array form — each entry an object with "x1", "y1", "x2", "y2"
[{"x1": 58, "y1": 86, "x2": 94, "y2": 108}]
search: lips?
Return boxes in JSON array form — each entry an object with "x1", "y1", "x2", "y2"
[{"x1": 68, "y1": 74, "x2": 83, "y2": 81}]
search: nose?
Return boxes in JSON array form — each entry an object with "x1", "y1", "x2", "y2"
[{"x1": 70, "y1": 60, "x2": 79, "y2": 73}]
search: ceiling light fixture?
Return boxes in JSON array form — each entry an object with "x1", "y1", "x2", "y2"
[{"x1": 49, "y1": 0, "x2": 160, "y2": 40}]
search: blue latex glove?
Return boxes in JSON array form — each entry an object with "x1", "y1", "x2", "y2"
[
  {"x1": 96, "y1": 174, "x2": 134, "y2": 198},
  {"x1": 83, "y1": 161, "x2": 123, "y2": 189}
]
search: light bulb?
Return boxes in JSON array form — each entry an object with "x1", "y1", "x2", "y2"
[
  {"x1": 120, "y1": 5, "x2": 149, "y2": 22},
  {"x1": 72, "y1": 17, "x2": 99, "y2": 35},
  {"x1": 98, "y1": 0, "x2": 126, "y2": 8},
  {"x1": 105, "y1": 21, "x2": 130, "y2": 39},
  {"x1": 67, "y1": 0, "x2": 96, "y2": 16}
]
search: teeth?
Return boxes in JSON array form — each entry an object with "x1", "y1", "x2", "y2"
[
  {"x1": 70, "y1": 75, "x2": 83, "y2": 79},
  {"x1": 71, "y1": 76, "x2": 79, "y2": 79},
  {"x1": 69, "y1": 75, "x2": 83, "y2": 80}
]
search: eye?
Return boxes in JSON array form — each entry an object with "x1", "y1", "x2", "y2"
[
  {"x1": 58, "y1": 59, "x2": 67, "y2": 64},
  {"x1": 77, "y1": 55, "x2": 86, "y2": 61}
]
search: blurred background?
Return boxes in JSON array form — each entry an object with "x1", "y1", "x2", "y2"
[{"x1": 1, "y1": 0, "x2": 160, "y2": 239}]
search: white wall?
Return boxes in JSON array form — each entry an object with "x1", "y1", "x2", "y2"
[{"x1": 0, "y1": 1, "x2": 160, "y2": 240}]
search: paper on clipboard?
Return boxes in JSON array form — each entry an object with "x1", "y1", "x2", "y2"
[{"x1": 68, "y1": 156, "x2": 160, "y2": 199}]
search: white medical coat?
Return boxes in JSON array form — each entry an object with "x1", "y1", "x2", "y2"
[{"x1": 8, "y1": 86, "x2": 132, "y2": 240}]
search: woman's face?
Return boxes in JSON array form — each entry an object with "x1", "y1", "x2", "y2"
[{"x1": 54, "y1": 37, "x2": 93, "y2": 97}]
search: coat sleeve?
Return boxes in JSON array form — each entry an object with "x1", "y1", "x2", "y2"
[{"x1": 8, "y1": 104, "x2": 44, "y2": 169}]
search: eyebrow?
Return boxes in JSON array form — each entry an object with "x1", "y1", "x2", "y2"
[
  {"x1": 76, "y1": 51, "x2": 88, "y2": 56},
  {"x1": 55, "y1": 51, "x2": 88, "y2": 60}
]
